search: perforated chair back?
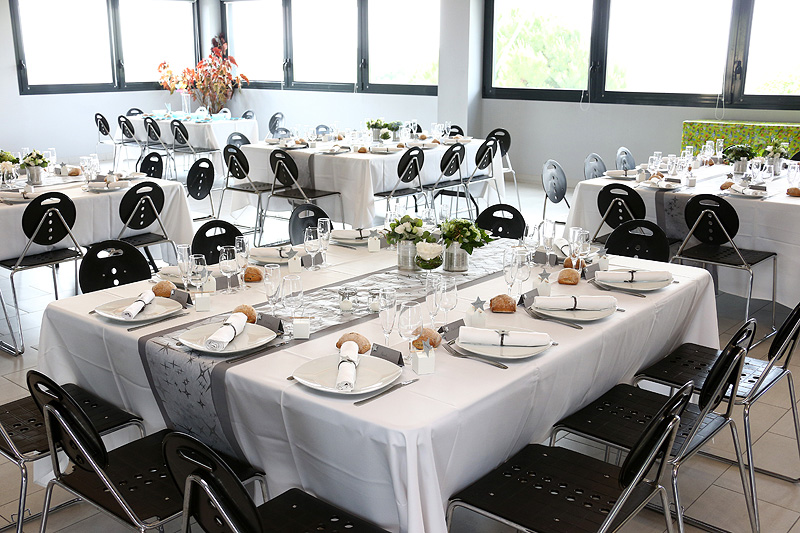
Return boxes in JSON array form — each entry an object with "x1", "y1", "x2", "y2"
[
  {"x1": 769, "y1": 301, "x2": 800, "y2": 365},
  {"x1": 474, "y1": 138, "x2": 498, "y2": 171},
  {"x1": 584, "y1": 153, "x2": 607, "y2": 180},
  {"x1": 79, "y1": 240, "x2": 151, "y2": 293},
  {"x1": 139, "y1": 152, "x2": 163, "y2": 178},
  {"x1": 143, "y1": 117, "x2": 162, "y2": 142},
  {"x1": 269, "y1": 149, "x2": 300, "y2": 188},
  {"x1": 170, "y1": 119, "x2": 190, "y2": 147},
  {"x1": 21, "y1": 192, "x2": 77, "y2": 246},
  {"x1": 616, "y1": 146, "x2": 636, "y2": 171},
  {"x1": 289, "y1": 204, "x2": 330, "y2": 245},
  {"x1": 448, "y1": 124, "x2": 464, "y2": 137},
  {"x1": 699, "y1": 344, "x2": 746, "y2": 414},
  {"x1": 219, "y1": 108, "x2": 231, "y2": 118},
  {"x1": 223, "y1": 144, "x2": 250, "y2": 180},
  {"x1": 242, "y1": 110, "x2": 255, "y2": 120},
  {"x1": 274, "y1": 127, "x2": 291, "y2": 139},
  {"x1": 226, "y1": 132, "x2": 250, "y2": 148},
  {"x1": 118, "y1": 115, "x2": 138, "y2": 140},
  {"x1": 606, "y1": 220, "x2": 670, "y2": 262},
  {"x1": 475, "y1": 204, "x2": 525, "y2": 239},
  {"x1": 163, "y1": 432, "x2": 262, "y2": 533},
  {"x1": 119, "y1": 181, "x2": 165, "y2": 231},
  {"x1": 94, "y1": 113, "x2": 111, "y2": 138},
  {"x1": 541, "y1": 159, "x2": 568, "y2": 204},
  {"x1": 440, "y1": 143, "x2": 465, "y2": 177},
  {"x1": 315, "y1": 124, "x2": 331, "y2": 136},
  {"x1": 792, "y1": 151, "x2": 800, "y2": 162},
  {"x1": 486, "y1": 128, "x2": 511, "y2": 157},
  {"x1": 126, "y1": 108, "x2": 143, "y2": 116},
  {"x1": 191, "y1": 220, "x2": 243, "y2": 265},
  {"x1": 597, "y1": 183, "x2": 645, "y2": 229},
  {"x1": 186, "y1": 158, "x2": 214, "y2": 201},
  {"x1": 684, "y1": 194, "x2": 739, "y2": 244},
  {"x1": 269, "y1": 112, "x2": 284, "y2": 135},
  {"x1": 398, "y1": 147, "x2": 424, "y2": 183}
]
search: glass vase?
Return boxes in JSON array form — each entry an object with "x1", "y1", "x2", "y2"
[
  {"x1": 443, "y1": 242, "x2": 469, "y2": 272},
  {"x1": 180, "y1": 90, "x2": 191, "y2": 114},
  {"x1": 397, "y1": 240, "x2": 418, "y2": 271}
]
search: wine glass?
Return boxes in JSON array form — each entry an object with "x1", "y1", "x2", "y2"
[
  {"x1": 303, "y1": 227, "x2": 321, "y2": 271},
  {"x1": 763, "y1": 164, "x2": 775, "y2": 182},
  {"x1": 716, "y1": 138, "x2": 725, "y2": 158},
  {"x1": 235, "y1": 235, "x2": 249, "y2": 290},
  {"x1": 444, "y1": 121, "x2": 452, "y2": 137},
  {"x1": 440, "y1": 277, "x2": 458, "y2": 325},
  {"x1": 788, "y1": 162, "x2": 800, "y2": 188},
  {"x1": 188, "y1": 254, "x2": 209, "y2": 294},
  {"x1": 397, "y1": 301, "x2": 422, "y2": 364},
  {"x1": 514, "y1": 248, "x2": 531, "y2": 296},
  {"x1": 541, "y1": 219, "x2": 556, "y2": 265},
  {"x1": 219, "y1": 246, "x2": 237, "y2": 294},
  {"x1": 176, "y1": 244, "x2": 191, "y2": 289},
  {"x1": 379, "y1": 287, "x2": 397, "y2": 346},
  {"x1": 424, "y1": 274, "x2": 442, "y2": 328},
  {"x1": 750, "y1": 158, "x2": 763, "y2": 181},
  {"x1": 262, "y1": 264, "x2": 281, "y2": 315},
  {"x1": 384, "y1": 210, "x2": 398, "y2": 250},
  {"x1": 317, "y1": 217, "x2": 331, "y2": 267},
  {"x1": 282, "y1": 275, "x2": 304, "y2": 338}
]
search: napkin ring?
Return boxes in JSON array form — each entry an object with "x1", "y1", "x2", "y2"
[
  {"x1": 570, "y1": 296, "x2": 578, "y2": 311},
  {"x1": 496, "y1": 330, "x2": 509, "y2": 347},
  {"x1": 221, "y1": 322, "x2": 238, "y2": 335},
  {"x1": 279, "y1": 248, "x2": 290, "y2": 258},
  {"x1": 357, "y1": 228, "x2": 365, "y2": 239},
  {"x1": 338, "y1": 358, "x2": 356, "y2": 369},
  {"x1": 627, "y1": 270, "x2": 636, "y2": 283}
]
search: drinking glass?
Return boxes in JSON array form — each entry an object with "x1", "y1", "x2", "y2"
[
  {"x1": 716, "y1": 138, "x2": 725, "y2": 157},
  {"x1": 515, "y1": 248, "x2": 531, "y2": 296},
  {"x1": 397, "y1": 301, "x2": 422, "y2": 363},
  {"x1": 705, "y1": 141, "x2": 715, "y2": 157},
  {"x1": 21, "y1": 148, "x2": 30, "y2": 158},
  {"x1": 788, "y1": 162, "x2": 800, "y2": 187},
  {"x1": 379, "y1": 287, "x2": 397, "y2": 345},
  {"x1": 763, "y1": 164, "x2": 775, "y2": 182},
  {"x1": 577, "y1": 230, "x2": 591, "y2": 274},
  {"x1": 384, "y1": 210, "x2": 398, "y2": 250},
  {"x1": 176, "y1": 244, "x2": 191, "y2": 289},
  {"x1": 282, "y1": 275, "x2": 304, "y2": 338},
  {"x1": 234, "y1": 235, "x2": 249, "y2": 290},
  {"x1": 647, "y1": 156, "x2": 658, "y2": 172},
  {"x1": 42, "y1": 151, "x2": 52, "y2": 173},
  {"x1": 303, "y1": 227, "x2": 320, "y2": 270},
  {"x1": 219, "y1": 246, "x2": 237, "y2": 294},
  {"x1": 541, "y1": 219, "x2": 556, "y2": 264},
  {"x1": 440, "y1": 277, "x2": 458, "y2": 325},
  {"x1": 503, "y1": 248, "x2": 519, "y2": 295},
  {"x1": 188, "y1": 254, "x2": 209, "y2": 293},
  {"x1": 685, "y1": 146, "x2": 694, "y2": 159},
  {"x1": 421, "y1": 206, "x2": 437, "y2": 227},
  {"x1": 424, "y1": 273, "x2": 442, "y2": 328},
  {"x1": 524, "y1": 223, "x2": 540, "y2": 264},
  {"x1": 444, "y1": 121, "x2": 452, "y2": 137},
  {"x1": 317, "y1": 217, "x2": 331, "y2": 267},
  {"x1": 48, "y1": 148, "x2": 57, "y2": 168},
  {"x1": 653, "y1": 151, "x2": 662, "y2": 165},
  {"x1": 262, "y1": 264, "x2": 282, "y2": 315},
  {"x1": 750, "y1": 158, "x2": 763, "y2": 181}
]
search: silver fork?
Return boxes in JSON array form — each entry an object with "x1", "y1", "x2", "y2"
[
  {"x1": 524, "y1": 307, "x2": 583, "y2": 330},
  {"x1": 443, "y1": 340, "x2": 508, "y2": 369},
  {"x1": 589, "y1": 279, "x2": 646, "y2": 298}
]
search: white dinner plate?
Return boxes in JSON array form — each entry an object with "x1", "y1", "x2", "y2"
[
  {"x1": 292, "y1": 355, "x2": 402, "y2": 395},
  {"x1": 249, "y1": 246, "x2": 306, "y2": 264},
  {"x1": 638, "y1": 181, "x2": 680, "y2": 190},
  {"x1": 441, "y1": 137, "x2": 472, "y2": 145},
  {"x1": 0, "y1": 193, "x2": 41, "y2": 204},
  {"x1": 603, "y1": 170, "x2": 637, "y2": 180},
  {"x1": 407, "y1": 141, "x2": 440, "y2": 150},
  {"x1": 533, "y1": 305, "x2": 616, "y2": 322},
  {"x1": 178, "y1": 323, "x2": 277, "y2": 355},
  {"x1": 369, "y1": 146, "x2": 403, "y2": 154},
  {"x1": 94, "y1": 296, "x2": 183, "y2": 323},
  {"x1": 83, "y1": 184, "x2": 129, "y2": 193},
  {"x1": 330, "y1": 229, "x2": 373, "y2": 245},
  {"x1": 455, "y1": 327, "x2": 553, "y2": 359},
  {"x1": 724, "y1": 190, "x2": 767, "y2": 199},
  {"x1": 594, "y1": 277, "x2": 673, "y2": 291}
]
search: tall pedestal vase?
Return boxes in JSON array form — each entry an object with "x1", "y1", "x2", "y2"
[{"x1": 443, "y1": 243, "x2": 469, "y2": 272}]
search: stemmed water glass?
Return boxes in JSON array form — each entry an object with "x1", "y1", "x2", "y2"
[
  {"x1": 282, "y1": 275, "x2": 304, "y2": 338},
  {"x1": 176, "y1": 244, "x2": 191, "y2": 289},
  {"x1": 219, "y1": 246, "x2": 237, "y2": 294},
  {"x1": 384, "y1": 210, "x2": 398, "y2": 250},
  {"x1": 444, "y1": 121, "x2": 452, "y2": 137},
  {"x1": 788, "y1": 162, "x2": 800, "y2": 188},
  {"x1": 188, "y1": 254, "x2": 209, "y2": 294},
  {"x1": 317, "y1": 217, "x2": 331, "y2": 267},
  {"x1": 541, "y1": 219, "x2": 556, "y2": 265},
  {"x1": 750, "y1": 158, "x2": 763, "y2": 181},
  {"x1": 440, "y1": 277, "x2": 458, "y2": 325},
  {"x1": 398, "y1": 301, "x2": 422, "y2": 364},
  {"x1": 379, "y1": 287, "x2": 397, "y2": 346},
  {"x1": 503, "y1": 249, "x2": 518, "y2": 295},
  {"x1": 235, "y1": 236, "x2": 249, "y2": 290},
  {"x1": 425, "y1": 274, "x2": 442, "y2": 328},
  {"x1": 515, "y1": 249, "x2": 531, "y2": 296},
  {"x1": 303, "y1": 227, "x2": 321, "y2": 270},
  {"x1": 262, "y1": 264, "x2": 281, "y2": 315}
]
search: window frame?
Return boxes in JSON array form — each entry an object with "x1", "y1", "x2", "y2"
[{"x1": 9, "y1": 0, "x2": 201, "y2": 95}]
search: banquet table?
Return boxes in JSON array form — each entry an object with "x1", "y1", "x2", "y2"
[
  {"x1": 38, "y1": 242, "x2": 717, "y2": 532},
  {"x1": 239, "y1": 140, "x2": 506, "y2": 228},
  {"x1": 0, "y1": 177, "x2": 193, "y2": 262},
  {"x1": 564, "y1": 165, "x2": 798, "y2": 306}
]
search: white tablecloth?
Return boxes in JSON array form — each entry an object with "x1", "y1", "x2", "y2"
[
  {"x1": 0, "y1": 179, "x2": 193, "y2": 262},
  {"x1": 38, "y1": 247, "x2": 717, "y2": 532},
  {"x1": 565, "y1": 166, "x2": 796, "y2": 306},
  {"x1": 239, "y1": 140, "x2": 506, "y2": 228}
]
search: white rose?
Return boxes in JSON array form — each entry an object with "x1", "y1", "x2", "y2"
[
  {"x1": 416, "y1": 242, "x2": 443, "y2": 261},
  {"x1": 394, "y1": 226, "x2": 405, "y2": 235},
  {"x1": 0, "y1": 161, "x2": 12, "y2": 173}
]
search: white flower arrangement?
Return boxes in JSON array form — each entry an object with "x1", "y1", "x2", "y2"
[
  {"x1": 416, "y1": 241, "x2": 443, "y2": 261},
  {"x1": 385, "y1": 215, "x2": 433, "y2": 245},
  {"x1": 0, "y1": 161, "x2": 13, "y2": 174},
  {"x1": 21, "y1": 150, "x2": 49, "y2": 169}
]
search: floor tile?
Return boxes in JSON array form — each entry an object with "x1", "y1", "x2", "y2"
[{"x1": 686, "y1": 484, "x2": 798, "y2": 533}]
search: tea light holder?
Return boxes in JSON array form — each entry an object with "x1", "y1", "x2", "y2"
[
  {"x1": 338, "y1": 287, "x2": 358, "y2": 313},
  {"x1": 367, "y1": 289, "x2": 381, "y2": 313}
]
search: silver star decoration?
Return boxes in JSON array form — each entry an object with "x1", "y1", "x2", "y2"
[
  {"x1": 422, "y1": 340, "x2": 433, "y2": 357},
  {"x1": 471, "y1": 297, "x2": 486, "y2": 311},
  {"x1": 539, "y1": 268, "x2": 551, "y2": 282},
  {"x1": 286, "y1": 249, "x2": 298, "y2": 259},
  {"x1": 369, "y1": 229, "x2": 379, "y2": 238},
  {"x1": 596, "y1": 247, "x2": 608, "y2": 257}
]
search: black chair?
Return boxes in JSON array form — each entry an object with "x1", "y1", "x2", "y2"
[
  {"x1": 186, "y1": 158, "x2": 216, "y2": 220},
  {"x1": 374, "y1": 147, "x2": 428, "y2": 214},
  {"x1": 263, "y1": 149, "x2": 344, "y2": 241},
  {"x1": 584, "y1": 152, "x2": 607, "y2": 180},
  {"x1": 116, "y1": 181, "x2": 177, "y2": 272},
  {"x1": 79, "y1": 240, "x2": 151, "y2": 293},
  {"x1": 0, "y1": 192, "x2": 83, "y2": 356},
  {"x1": 226, "y1": 131, "x2": 251, "y2": 148},
  {"x1": 475, "y1": 203, "x2": 525, "y2": 239},
  {"x1": 242, "y1": 109, "x2": 255, "y2": 120},
  {"x1": 447, "y1": 382, "x2": 692, "y2": 533},
  {"x1": 170, "y1": 119, "x2": 218, "y2": 163},
  {"x1": 138, "y1": 152, "x2": 163, "y2": 178},
  {"x1": 315, "y1": 124, "x2": 332, "y2": 136},
  {"x1": 541, "y1": 159, "x2": 570, "y2": 224},
  {"x1": 791, "y1": 150, "x2": 800, "y2": 161},
  {"x1": 487, "y1": 127, "x2": 521, "y2": 210},
  {"x1": 288, "y1": 203, "x2": 330, "y2": 246},
  {"x1": 592, "y1": 183, "x2": 646, "y2": 243},
  {"x1": 459, "y1": 137, "x2": 501, "y2": 220},
  {"x1": 117, "y1": 115, "x2": 145, "y2": 171},
  {"x1": 94, "y1": 113, "x2": 121, "y2": 172},
  {"x1": 126, "y1": 107, "x2": 144, "y2": 116},
  {"x1": 274, "y1": 127, "x2": 292, "y2": 139},
  {"x1": 162, "y1": 432, "x2": 388, "y2": 533},
  {"x1": 425, "y1": 143, "x2": 472, "y2": 219},
  {"x1": 616, "y1": 146, "x2": 636, "y2": 171},
  {"x1": 0, "y1": 370, "x2": 143, "y2": 533},
  {"x1": 605, "y1": 219, "x2": 670, "y2": 262},
  {"x1": 142, "y1": 116, "x2": 175, "y2": 178},
  {"x1": 31, "y1": 372, "x2": 183, "y2": 533},
  {"x1": 191, "y1": 220, "x2": 243, "y2": 265},
  {"x1": 268, "y1": 112, "x2": 285, "y2": 136},
  {"x1": 673, "y1": 194, "x2": 777, "y2": 338},
  {"x1": 448, "y1": 124, "x2": 464, "y2": 137}
]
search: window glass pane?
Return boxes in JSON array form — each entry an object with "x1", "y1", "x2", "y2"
[
  {"x1": 606, "y1": 0, "x2": 732, "y2": 94},
  {"x1": 368, "y1": 0, "x2": 439, "y2": 85},
  {"x1": 292, "y1": 0, "x2": 357, "y2": 83},
  {"x1": 18, "y1": 0, "x2": 112, "y2": 85},
  {"x1": 492, "y1": 0, "x2": 592, "y2": 90},
  {"x1": 744, "y1": 0, "x2": 800, "y2": 96},
  {"x1": 226, "y1": 0, "x2": 284, "y2": 82},
  {"x1": 119, "y1": 0, "x2": 196, "y2": 83}
]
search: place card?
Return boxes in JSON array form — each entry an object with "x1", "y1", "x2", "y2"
[
  {"x1": 288, "y1": 255, "x2": 302, "y2": 273},
  {"x1": 212, "y1": 272, "x2": 239, "y2": 288},
  {"x1": 665, "y1": 177, "x2": 681, "y2": 184},
  {"x1": 517, "y1": 289, "x2": 539, "y2": 308},
  {"x1": 438, "y1": 319, "x2": 465, "y2": 342},
  {"x1": 533, "y1": 251, "x2": 558, "y2": 266},
  {"x1": 256, "y1": 313, "x2": 284, "y2": 334},
  {"x1": 749, "y1": 184, "x2": 767, "y2": 191},
  {"x1": 583, "y1": 263, "x2": 601, "y2": 280},
  {"x1": 169, "y1": 289, "x2": 192, "y2": 308},
  {"x1": 370, "y1": 344, "x2": 404, "y2": 367},
  {"x1": 301, "y1": 253, "x2": 322, "y2": 268}
]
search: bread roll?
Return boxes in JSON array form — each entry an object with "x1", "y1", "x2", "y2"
[
  {"x1": 412, "y1": 327, "x2": 442, "y2": 350},
  {"x1": 397, "y1": 143, "x2": 405, "y2": 148},
  {"x1": 244, "y1": 266, "x2": 263, "y2": 282},
  {"x1": 720, "y1": 181, "x2": 734, "y2": 190},
  {"x1": 337, "y1": 134, "x2": 344, "y2": 141},
  {"x1": 419, "y1": 134, "x2": 428, "y2": 140},
  {"x1": 336, "y1": 332, "x2": 371, "y2": 354},
  {"x1": 152, "y1": 280, "x2": 176, "y2": 298},
  {"x1": 490, "y1": 294, "x2": 516, "y2": 313},
  {"x1": 296, "y1": 139, "x2": 306, "y2": 144},
  {"x1": 432, "y1": 139, "x2": 440, "y2": 144},
  {"x1": 358, "y1": 147, "x2": 368, "y2": 154},
  {"x1": 233, "y1": 304, "x2": 257, "y2": 323},
  {"x1": 68, "y1": 167, "x2": 80, "y2": 176},
  {"x1": 558, "y1": 268, "x2": 580, "y2": 285},
  {"x1": 563, "y1": 257, "x2": 586, "y2": 270},
  {"x1": 788, "y1": 187, "x2": 800, "y2": 197}
]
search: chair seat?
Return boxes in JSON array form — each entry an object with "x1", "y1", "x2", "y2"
[
  {"x1": 0, "y1": 383, "x2": 141, "y2": 458},
  {"x1": 593, "y1": 233, "x2": 610, "y2": 244},
  {"x1": 0, "y1": 248, "x2": 80, "y2": 270},
  {"x1": 61, "y1": 429, "x2": 182, "y2": 526},
  {"x1": 272, "y1": 187, "x2": 340, "y2": 201},
  {"x1": 226, "y1": 181, "x2": 277, "y2": 193},
  {"x1": 258, "y1": 488, "x2": 387, "y2": 532},
  {"x1": 172, "y1": 145, "x2": 218, "y2": 155},
  {"x1": 451, "y1": 444, "x2": 658, "y2": 533},
  {"x1": 468, "y1": 173, "x2": 494, "y2": 184},
  {"x1": 424, "y1": 178, "x2": 464, "y2": 191},
  {"x1": 375, "y1": 187, "x2": 424, "y2": 199},
  {"x1": 120, "y1": 233, "x2": 169, "y2": 248},
  {"x1": 679, "y1": 243, "x2": 776, "y2": 267}
]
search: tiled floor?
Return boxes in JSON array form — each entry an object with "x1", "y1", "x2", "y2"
[{"x1": 0, "y1": 176, "x2": 798, "y2": 532}]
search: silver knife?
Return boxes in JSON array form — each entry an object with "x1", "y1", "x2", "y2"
[
  {"x1": 127, "y1": 312, "x2": 190, "y2": 332},
  {"x1": 442, "y1": 342, "x2": 509, "y2": 369},
  {"x1": 525, "y1": 307, "x2": 583, "y2": 330},
  {"x1": 354, "y1": 378, "x2": 418, "y2": 406}
]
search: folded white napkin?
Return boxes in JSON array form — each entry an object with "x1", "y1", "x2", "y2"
[
  {"x1": 730, "y1": 183, "x2": 767, "y2": 197},
  {"x1": 595, "y1": 270, "x2": 672, "y2": 283},
  {"x1": 458, "y1": 326, "x2": 551, "y2": 347},
  {"x1": 0, "y1": 191, "x2": 40, "y2": 201},
  {"x1": 87, "y1": 181, "x2": 108, "y2": 189},
  {"x1": 336, "y1": 341, "x2": 361, "y2": 392},
  {"x1": 249, "y1": 245, "x2": 306, "y2": 261},
  {"x1": 605, "y1": 169, "x2": 636, "y2": 178},
  {"x1": 370, "y1": 146, "x2": 391, "y2": 154},
  {"x1": 205, "y1": 312, "x2": 248, "y2": 352},
  {"x1": 264, "y1": 138, "x2": 279, "y2": 144},
  {"x1": 122, "y1": 290, "x2": 155, "y2": 319},
  {"x1": 533, "y1": 295, "x2": 617, "y2": 311},
  {"x1": 331, "y1": 229, "x2": 371, "y2": 240},
  {"x1": 108, "y1": 181, "x2": 130, "y2": 189}
]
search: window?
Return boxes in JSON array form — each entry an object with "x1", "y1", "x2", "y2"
[
  {"x1": 366, "y1": 0, "x2": 439, "y2": 87},
  {"x1": 290, "y1": 0, "x2": 358, "y2": 85},
  {"x1": 224, "y1": 0, "x2": 284, "y2": 83},
  {"x1": 118, "y1": 0, "x2": 197, "y2": 84},
  {"x1": 743, "y1": 0, "x2": 800, "y2": 96}
]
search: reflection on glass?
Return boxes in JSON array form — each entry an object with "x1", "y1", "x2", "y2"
[
  {"x1": 744, "y1": 0, "x2": 800, "y2": 96},
  {"x1": 292, "y1": 0, "x2": 357, "y2": 83},
  {"x1": 226, "y1": 0, "x2": 284, "y2": 82}
]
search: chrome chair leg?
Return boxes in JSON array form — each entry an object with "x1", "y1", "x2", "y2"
[
  {"x1": 38, "y1": 480, "x2": 56, "y2": 533},
  {"x1": 659, "y1": 485, "x2": 676, "y2": 533},
  {"x1": 670, "y1": 463, "x2": 684, "y2": 533},
  {"x1": 741, "y1": 406, "x2": 760, "y2": 532}
]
